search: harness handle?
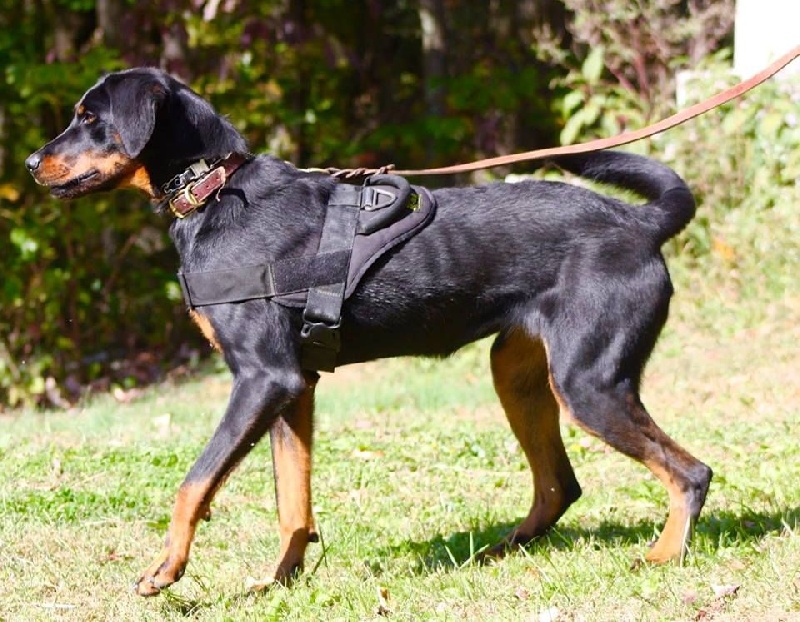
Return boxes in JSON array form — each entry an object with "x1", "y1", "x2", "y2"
[{"x1": 358, "y1": 174, "x2": 412, "y2": 235}]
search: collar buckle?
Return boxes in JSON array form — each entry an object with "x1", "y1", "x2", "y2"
[
  {"x1": 161, "y1": 153, "x2": 249, "y2": 219},
  {"x1": 169, "y1": 180, "x2": 205, "y2": 219}
]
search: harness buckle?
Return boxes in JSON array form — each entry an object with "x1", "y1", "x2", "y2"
[{"x1": 300, "y1": 320, "x2": 341, "y2": 372}]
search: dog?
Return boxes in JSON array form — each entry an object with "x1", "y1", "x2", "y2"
[{"x1": 26, "y1": 67, "x2": 712, "y2": 596}]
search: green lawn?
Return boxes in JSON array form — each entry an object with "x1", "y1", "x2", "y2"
[{"x1": 1, "y1": 251, "x2": 799, "y2": 620}]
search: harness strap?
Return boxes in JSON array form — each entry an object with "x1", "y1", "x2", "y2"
[
  {"x1": 299, "y1": 185, "x2": 363, "y2": 371},
  {"x1": 178, "y1": 251, "x2": 351, "y2": 308}
]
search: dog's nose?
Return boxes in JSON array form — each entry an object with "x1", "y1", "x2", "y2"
[{"x1": 25, "y1": 153, "x2": 42, "y2": 172}]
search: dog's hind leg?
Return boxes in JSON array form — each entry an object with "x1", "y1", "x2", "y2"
[
  {"x1": 481, "y1": 329, "x2": 582, "y2": 559},
  {"x1": 544, "y1": 296, "x2": 712, "y2": 564},
  {"x1": 247, "y1": 373, "x2": 319, "y2": 591}
]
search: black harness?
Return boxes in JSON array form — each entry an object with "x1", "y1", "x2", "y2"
[{"x1": 177, "y1": 173, "x2": 436, "y2": 372}]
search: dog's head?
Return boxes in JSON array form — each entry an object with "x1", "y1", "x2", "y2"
[{"x1": 25, "y1": 67, "x2": 246, "y2": 200}]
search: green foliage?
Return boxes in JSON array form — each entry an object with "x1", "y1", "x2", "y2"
[
  {"x1": 0, "y1": 0, "x2": 564, "y2": 408},
  {"x1": 659, "y1": 64, "x2": 800, "y2": 297},
  {"x1": 546, "y1": 0, "x2": 734, "y2": 141},
  {"x1": 556, "y1": 46, "x2": 647, "y2": 144}
]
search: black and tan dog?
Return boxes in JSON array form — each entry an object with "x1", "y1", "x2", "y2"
[{"x1": 26, "y1": 67, "x2": 712, "y2": 596}]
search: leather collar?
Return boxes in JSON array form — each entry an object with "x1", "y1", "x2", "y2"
[{"x1": 162, "y1": 153, "x2": 250, "y2": 219}]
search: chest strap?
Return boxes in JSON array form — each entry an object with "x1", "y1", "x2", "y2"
[{"x1": 177, "y1": 251, "x2": 351, "y2": 307}]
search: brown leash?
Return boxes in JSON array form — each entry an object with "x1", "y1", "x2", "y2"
[{"x1": 320, "y1": 44, "x2": 800, "y2": 179}]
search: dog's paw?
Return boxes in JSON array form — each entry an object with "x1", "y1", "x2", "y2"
[
  {"x1": 476, "y1": 529, "x2": 535, "y2": 564},
  {"x1": 245, "y1": 575, "x2": 278, "y2": 593},
  {"x1": 245, "y1": 562, "x2": 302, "y2": 593},
  {"x1": 475, "y1": 541, "x2": 515, "y2": 565},
  {"x1": 133, "y1": 548, "x2": 186, "y2": 596}
]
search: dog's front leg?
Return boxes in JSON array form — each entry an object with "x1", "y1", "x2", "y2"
[
  {"x1": 247, "y1": 372, "x2": 318, "y2": 591},
  {"x1": 134, "y1": 369, "x2": 306, "y2": 596}
]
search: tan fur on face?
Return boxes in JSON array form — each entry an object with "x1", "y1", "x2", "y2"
[
  {"x1": 36, "y1": 148, "x2": 158, "y2": 197},
  {"x1": 118, "y1": 165, "x2": 156, "y2": 197},
  {"x1": 37, "y1": 150, "x2": 136, "y2": 186}
]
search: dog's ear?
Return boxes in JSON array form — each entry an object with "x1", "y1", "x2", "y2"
[{"x1": 108, "y1": 78, "x2": 167, "y2": 158}]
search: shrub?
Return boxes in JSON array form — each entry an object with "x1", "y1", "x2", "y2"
[{"x1": 658, "y1": 65, "x2": 800, "y2": 300}]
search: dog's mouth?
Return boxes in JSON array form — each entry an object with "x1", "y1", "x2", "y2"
[{"x1": 48, "y1": 170, "x2": 100, "y2": 198}]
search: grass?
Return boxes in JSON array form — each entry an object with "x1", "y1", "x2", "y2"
[{"x1": 1, "y1": 222, "x2": 800, "y2": 621}]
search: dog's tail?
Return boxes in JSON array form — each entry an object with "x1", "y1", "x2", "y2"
[{"x1": 551, "y1": 150, "x2": 696, "y2": 245}]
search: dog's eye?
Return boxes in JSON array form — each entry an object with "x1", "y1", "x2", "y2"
[{"x1": 81, "y1": 112, "x2": 97, "y2": 125}]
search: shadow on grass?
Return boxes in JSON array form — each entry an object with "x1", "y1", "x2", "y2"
[
  {"x1": 698, "y1": 505, "x2": 800, "y2": 548},
  {"x1": 149, "y1": 506, "x2": 799, "y2": 612},
  {"x1": 376, "y1": 505, "x2": 800, "y2": 576}
]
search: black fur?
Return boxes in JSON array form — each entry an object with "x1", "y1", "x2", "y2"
[{"x1": 27, "y1": 67, "x2": 712, "y2": 595}]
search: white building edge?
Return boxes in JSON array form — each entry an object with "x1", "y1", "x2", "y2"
[{"x1": 734, "y1": 0, "x2": 800, "y2": 78}]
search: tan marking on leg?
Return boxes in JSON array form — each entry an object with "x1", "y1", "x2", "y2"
[
  {"x1": 135, "y1": 480, "x2": 212, "y2": 596},
  {"x1": 482, "y1": 330, "x2": 581, "y2": 560},
  {"x1": 249, "y1": 377, "x2": 317, "y2": 591},
  {"x1": 643, "y1": 459, "x2": 692, "y2": 564},
  {"x1": 551, "y1": 378, "x2": 708, "y2": 565},
  {"x1": 540, "y1": 342, "x2": 574, "y2": 424}
]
